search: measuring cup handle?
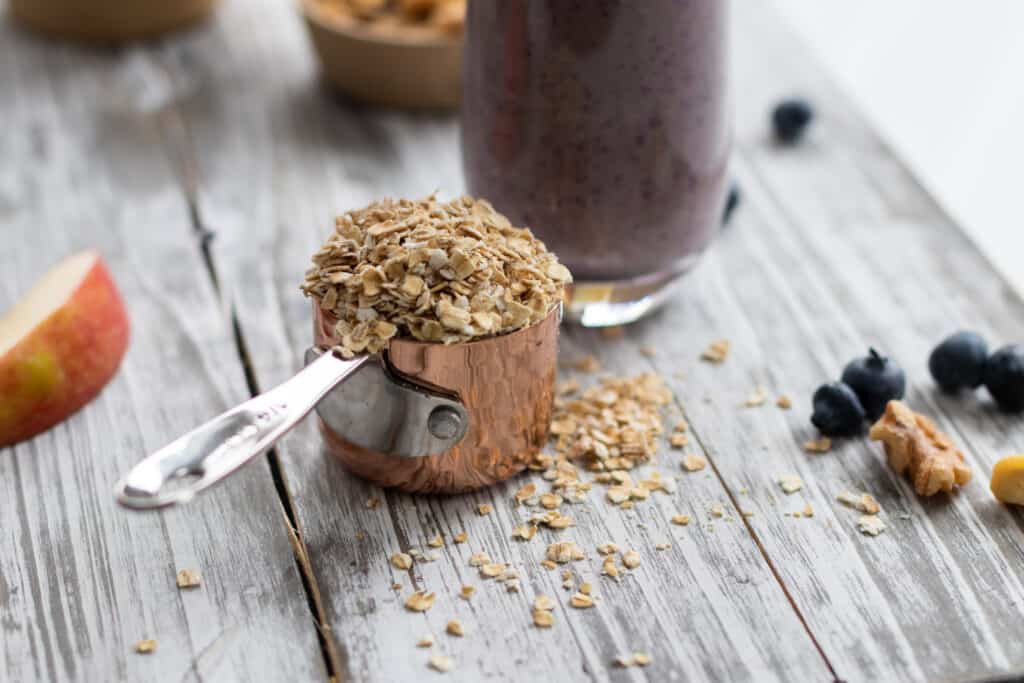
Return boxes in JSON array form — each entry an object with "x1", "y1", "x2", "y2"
[{"x1": 114, "y1": 351, "x2": 369, "y2": 510}]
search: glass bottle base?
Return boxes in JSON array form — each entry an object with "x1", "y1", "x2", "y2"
[{"x1": 563, "y1": 255, "x2": 702, "y2": 327}]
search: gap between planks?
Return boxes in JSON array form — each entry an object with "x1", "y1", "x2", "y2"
[{"x1": 147, "y1": 71, "x2": 341, "y2": 681}]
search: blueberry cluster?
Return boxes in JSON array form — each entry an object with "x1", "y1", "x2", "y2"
[
  {"x1": 929, "y1": 331, "x2": 1024, "y2": 412},
  {"x1": 811, "y1": 349, "x2": 906, "y2": 436}
]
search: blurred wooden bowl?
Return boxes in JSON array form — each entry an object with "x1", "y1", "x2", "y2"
[
  {"x1": 299, "y1": 0, "x2": 462, "y2": 110},
  {"x1": 9, "y1": 0, "x2": 218, "y2": 43}
]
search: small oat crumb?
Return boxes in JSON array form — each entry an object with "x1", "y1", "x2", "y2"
[
  {"x1": 135, "y1": 639, "x2": 156, "y2": 654},
  {"x1": 417, "y1": 634, "x2": 435, "y2": 648},
  {"x1": 446, "y1": 620, "x2": 464, "y2": 637},
  {"x1": 428, "y1": 654, "x2": 454, "y2": 673},
  {"x1": 804, "y1": 437, "x2": 832, "y2": 454},
  {"x1": 460, "y1": 585, "x2": 475, "y2": 600},
  {"x1": 671, "y1": 514, "x2": 691, "y2": 526},
  {"x1": 405, "y1": 591, "x2": 437, "y2": 612},
  {"x1": 655, "y1": 543, "x2": 671, "y2": 550},
  {"x1": 743, "y1": 388, "x2": 767, "y2": 408},
  {"x1": 176, "y1": 569, "x2": 201, "y2": 589},
  {"x1": 633, "y1": 652, "x2": 652, "y2": 666},
  {"x1": 601, "y1": 555, "x2": 620, "y2": 578},
  {"x1": 366, "y1": 496, "x2": 381, "y2": 509},
  {"x1": 802, "y1": 503, "x2": 814, "y2": 518},
  {"x1": 837, "y1": 491, "x2": 881, "y2": 515},
  {"x1": 539, "y1": 493, "x2": 563, "y2": 510},
  {"x1": 700, "y1": 339, "x2": 730, "y2": 363},
  {"x1": 570, "y1": 592, "x2": 595, "y2": 608},
  {"x1": 674, "y1": 419, "x2": 689, "y2": 433},
  {"x1": 776, "y1": 395, "x2": 793, "y2": 410},
  {"x1": 533, "y1": 609, "x2": 555, "y2": 627},
  {"x1": 857, "y1": 515, "x2": 886, "y2": 537},
  {"x1": 392, "y1": 582, "x2": 403, "y2": 590},
  {"x1": 579, "y1": 582, "x2": 593, "y2": 595},
  {"x1": 453, "y1": 532, "x2": 468, "y2": 544},
  {"x1": 391, "y1": 552, "x2": 414, "y2": 570},
  {"x1": 682, "y1": 454, "x2": 707, "y2": 472},
  {"x1": 540, "y1": 559, "x2": 558, "y2": 570},
  {"x1": 622, "y1": 550, "x2": 641, "y2": 569},
  {"x1": 670, "y1": 433, "x2": 689, "y2": 448},
  {"x1": 546, "y1": 541, "x2": 585, "y2": 564},
  {"x1": 514, "y1": 482, "x2": 537, "y2": 504},
  {"x1": 427, "y1": 534, "x2": 444, "y2": 548},
  {"x1": 778, "y1": 474, "x2": 804, "y2": 494},
  {"x1": 512, "y1": 524, "x2": 537, "y2": 541},
  {"x1": 709, "y1": 502, "x2": 724, "y2": 518},
  {"x1": 477, "y1": 503, "x2": 493, "y2": 515}
]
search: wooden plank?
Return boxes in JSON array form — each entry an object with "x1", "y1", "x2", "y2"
[
  {"x1": 0, "y1": 23, "x2": 325, "y2": 683},
  {"x1": 149, "y1": 0, "x2": 834, "y2": 680}
]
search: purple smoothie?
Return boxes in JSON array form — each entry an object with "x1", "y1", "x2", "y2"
[{"x1": 461, "y1": 0, "x2": 730, "y2": 286}]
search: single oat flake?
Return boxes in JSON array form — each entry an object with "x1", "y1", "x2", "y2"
[
  {"x1": 778, "y1": 474, "x2": 804, "y2": 494},
  {"x1": 428, "y1": 654, "x2": 454, "y2": 673},
  {"x1": 453, "y1": 532, "x2": 468, "y2": 544},
  {"x1": 534, "y1": 595, "x2": 556, "y2": 611},
  {"x1": 682, "y1": 454, "x2": 707, "y2": 472},
  {"x1": 622, "y1": 550, "x2": 641, "y2": 569},
  {"x1": 477, "y1": 503, "x2": 493, "y2": 516},
  {"x1": 776, "y1": 395, "x2": 793, "y2": 410},
  {"x1": 570, "y1": 593, "x2": 595, "y2": 608},
  {"x1": 302, "y1": 195, "x2": 571, "y2": 358},
  {"x1": 417, "y1": 634, "x2": 435, "y2": 648},
  {"x1": 446, "y1": 620, "x2": 464, "y2": 637},
  {"x1": 427, "y1": 534, "x2": 444, "y2": 548},
  {"x1": 481, "y1": 563, "x2": 507, "y2": 578},
  {"x1": 837, "y1": 490, "x2": 882, "y2": 515},
  {"x1": 460, "y1": 585, "x2": 475, "y2": 600},
  {"x1": 671, "y1": 514, "x2": 691, "y2": 526},
  {"x1": 700, "y1": 339, "x2": 730, "y2": 363},
  {"x1": 533, "y1": 609, "x2": 555, "y2": 628},
  {"x1": 176, "y1": 569, "x2": 201, "y2": 589},
  {"x1": 804, "y1": 437, "x2": 832, "y2": 454},
  {"x1": 135, "y1": 639, "x2": 157, "y2": 654},
  {"x1": 405, "y1": 591, "x2": 437, "y2": 612},
  {"x1": 857, "y1": 515, "x2": 886, "y2": 537},
  {"x1": 391, "y1": 552, "x2": 413, "y2": 570}
]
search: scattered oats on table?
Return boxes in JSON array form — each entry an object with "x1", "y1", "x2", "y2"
[
  {"x1": 134, "y1": 639, "x2": 156, "y2": 654},
  {"x1": 301, "y1": 195, "x2": 571, "y2": 358},
  {"x1": 700, "y1": 339, "x2": 730, "y2": 363},
  {"x1": 391, "y1": 552, "x2": 413, "y2": 570},
  {"x1": 175, "y1": 569, "x2": 201, "y2": 589},
  {"x1": 778, "y1": 474, "x2": 804, "y2": 494}
]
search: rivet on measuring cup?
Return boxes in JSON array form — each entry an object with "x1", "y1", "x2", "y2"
[{"x1": 428, "y1": 405, "x2": 463, "y2": 440}]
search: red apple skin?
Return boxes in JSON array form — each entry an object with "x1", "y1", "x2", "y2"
[{"x1": 0, "y1": 259, "x2": 130, "y2": 448}]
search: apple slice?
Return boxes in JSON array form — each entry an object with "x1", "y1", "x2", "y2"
[{"x1": 0, "y1": 250, "x2": 130, "y2": 447}]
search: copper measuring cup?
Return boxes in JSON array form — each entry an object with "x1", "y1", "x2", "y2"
[{"x1": 115, "y1": 306, "x2": 560, "y2": 508}]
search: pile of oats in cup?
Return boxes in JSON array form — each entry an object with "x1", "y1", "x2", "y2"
[{"x1": 301, "y1": 195, "x2": 572, "y2": 357}]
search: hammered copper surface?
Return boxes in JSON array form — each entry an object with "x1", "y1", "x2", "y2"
[{"x1": 313, "y1": 305, "x2": 559, "y2": 493}]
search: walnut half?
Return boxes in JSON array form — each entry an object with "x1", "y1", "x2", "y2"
[{"x1": 869, "y1": 401, "x2": 971, "y2": 496}]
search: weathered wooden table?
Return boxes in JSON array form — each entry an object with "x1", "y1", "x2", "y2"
[{"x1": 3, "y1": 1, "x2": 1024, "y2": 681}]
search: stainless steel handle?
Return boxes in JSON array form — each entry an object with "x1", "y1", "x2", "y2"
[{"x1": 114, "y1": 351, "x2": 369, "y2": 510}]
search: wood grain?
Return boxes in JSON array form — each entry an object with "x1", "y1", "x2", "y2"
[{"x1": 0, "y1": 18, "x2": 325, "y2": 683}]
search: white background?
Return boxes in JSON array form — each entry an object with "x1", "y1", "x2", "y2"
[{"x1": 769, "y1": 0, "x2": 1024, "y2": 294}]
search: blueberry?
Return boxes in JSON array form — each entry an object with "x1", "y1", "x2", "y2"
[
  {"x1": 841, "y1": 348, "x2": 906, "y2": 420},
  {"x1": 722, "y1": 182, "x2": 741, "y2": 226},
  {"x1": 772, "y1": 98, "x2": 814, "y2": 144},
  {"x1": 983, "y1": 344, "x2": 1024, "y2": 412},
  {"x1": 811, "y1": 382, "x2": 866, "y2": 436},
  {"x1": 929, "y1": 330, "x2": 988, "y2": 392}
]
